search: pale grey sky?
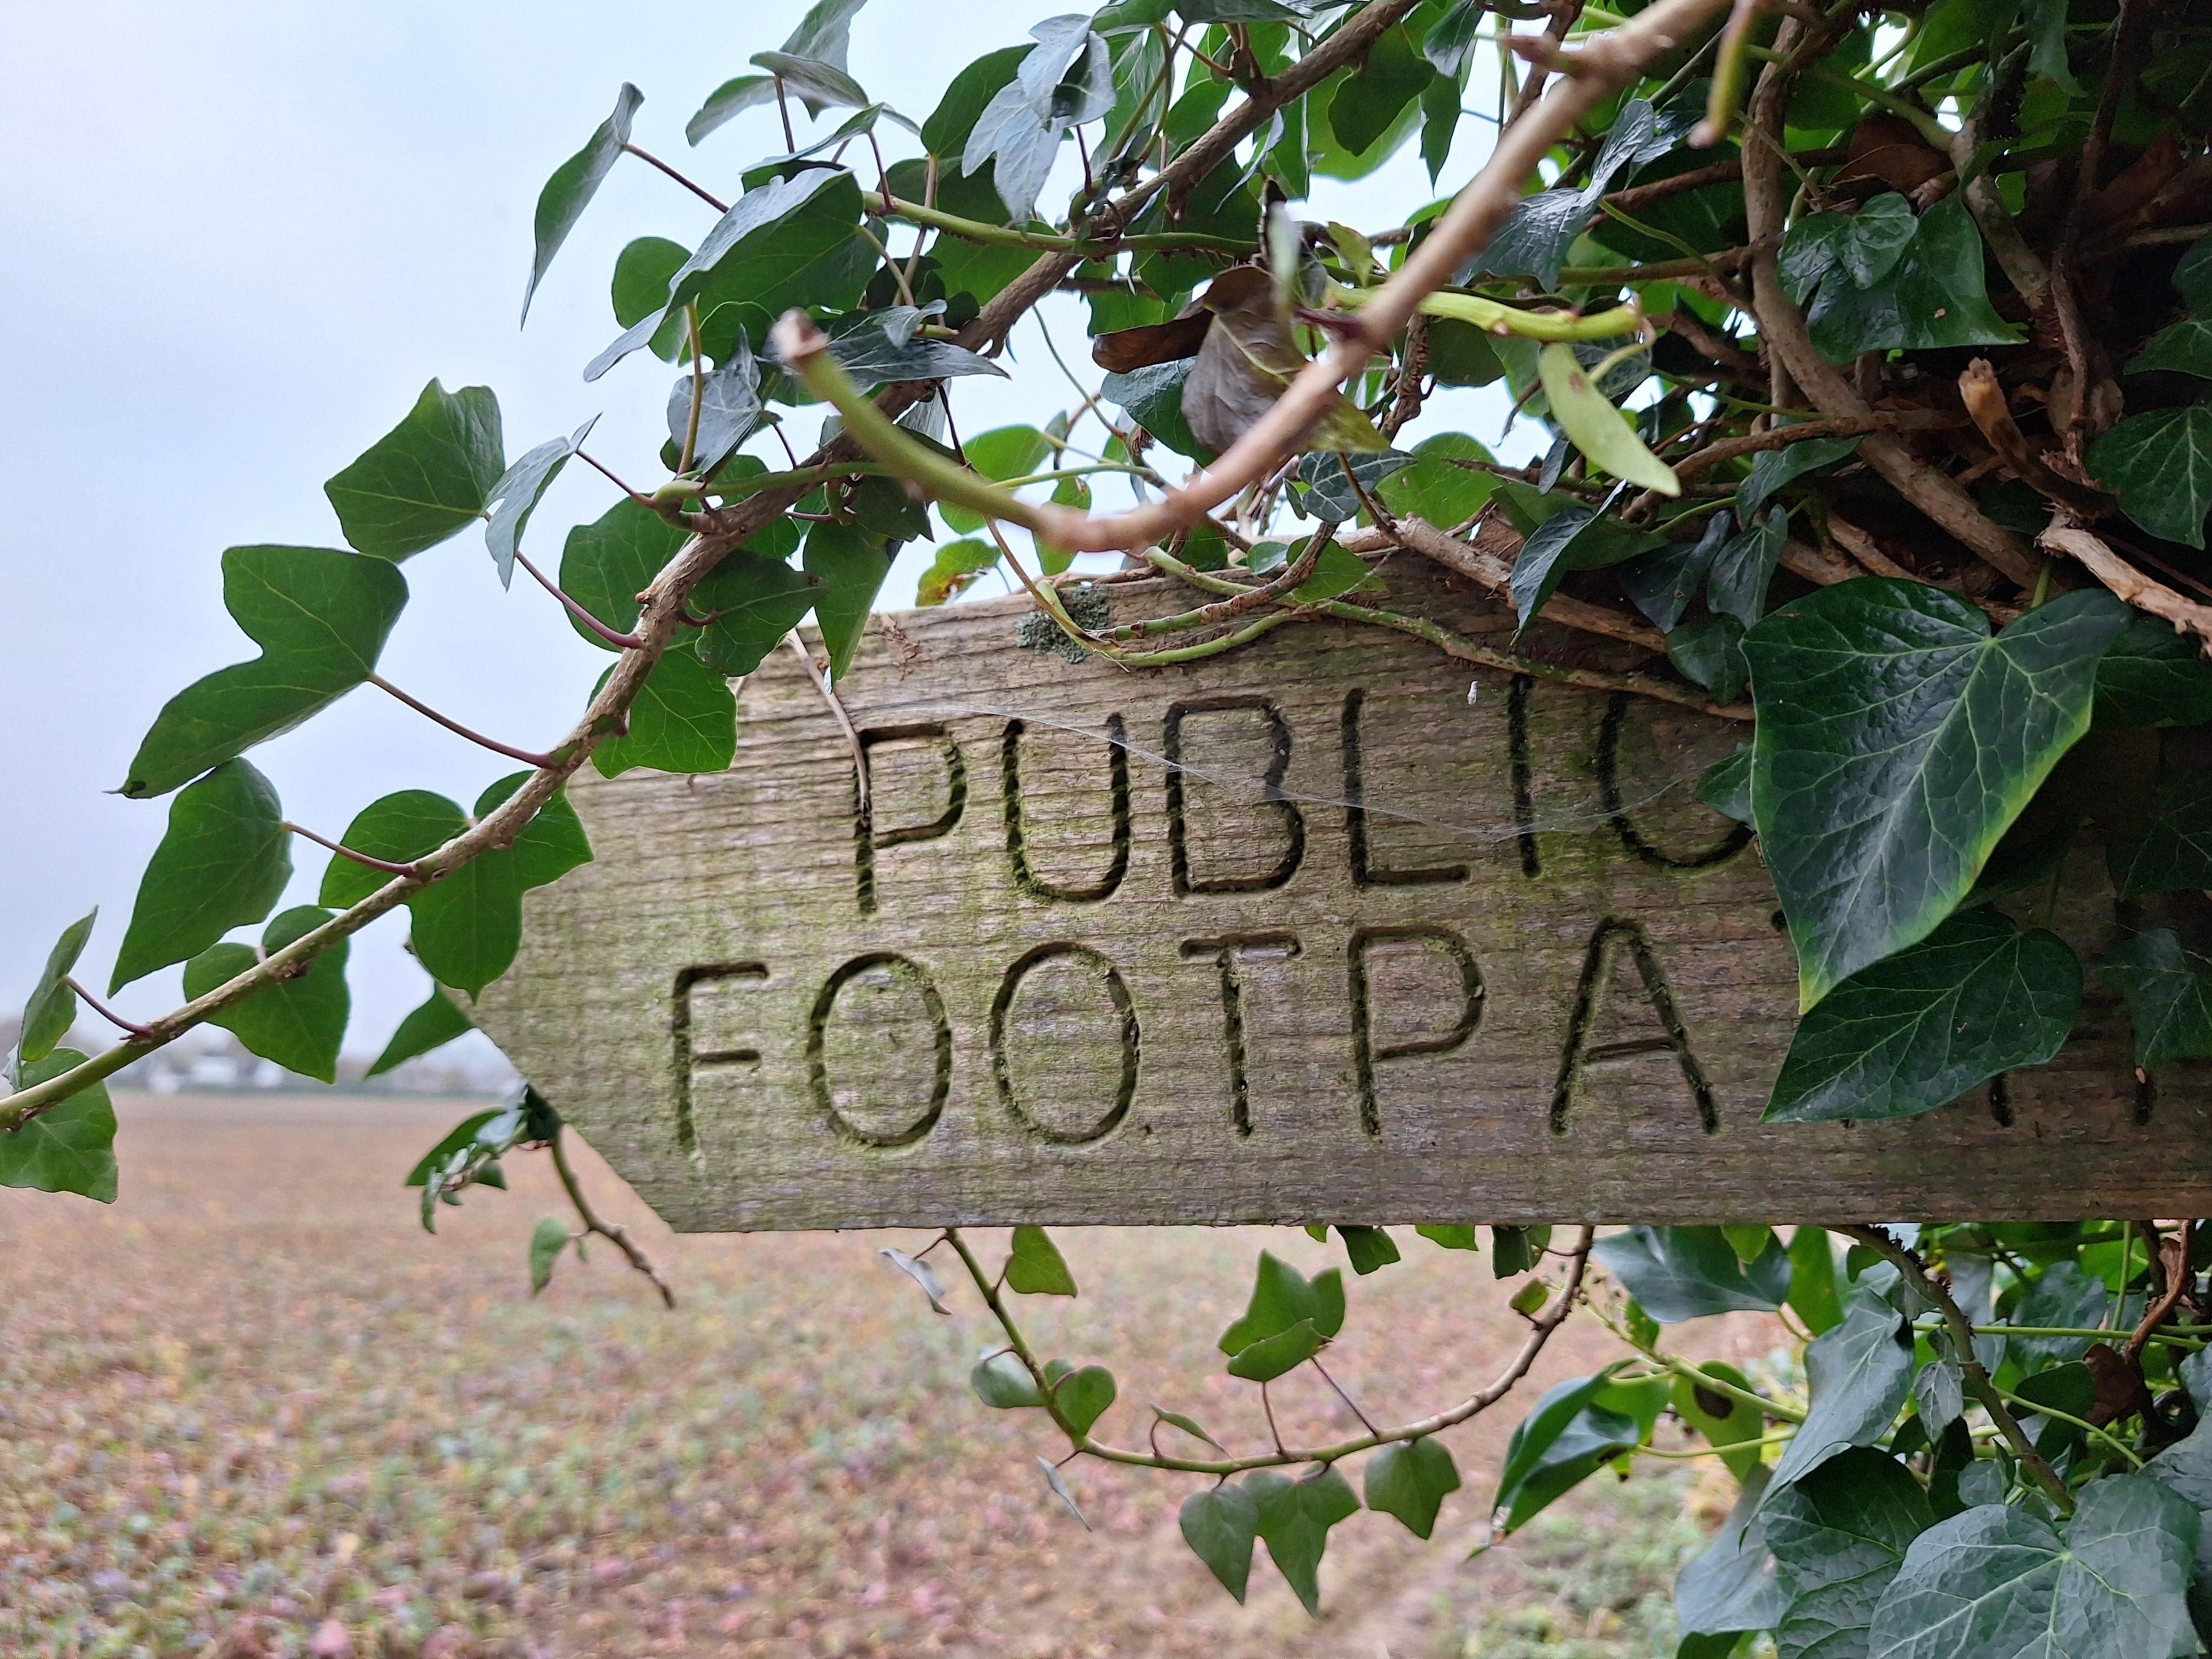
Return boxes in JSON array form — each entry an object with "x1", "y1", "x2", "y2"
[{"x1": 3, "y1": 2, "x2": 1533, "y2": 1058}]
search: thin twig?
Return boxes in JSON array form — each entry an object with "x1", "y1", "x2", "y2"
[
  {"x1": 548, "y1": 1126, "x2": 675, "y2": 1309},
  {"x1": 282, "y1": 821, "x2": 416, "y2": 877},
  {"x1": 619, "y1": 142, "x2": 729, "y2": 213},
  {"x1": 62, "y1": 977, "x2": 153, "y2": 1040},
  {"x1": 369, "y1": 676, "x2": 556, "y2": 768},
  {"x1": 2043, "y1": 522, "x2": 2212, "y2": 649},
  {"x1": 514, "y1": 550, "x2": 643, "y2": 649},
  {"x1": 786, "y1": 633, "x2": 869, "y2": 813}
]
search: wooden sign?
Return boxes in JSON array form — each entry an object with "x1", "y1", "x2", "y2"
[{"x1": 473, "y1": 566, "x2": 2212, "y2": 1228}]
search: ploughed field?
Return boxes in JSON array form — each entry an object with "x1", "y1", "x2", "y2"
[{"x1": 0, "y1": 1092, "x2": 1769, "y2": 1658}]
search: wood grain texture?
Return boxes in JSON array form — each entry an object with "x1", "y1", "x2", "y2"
[{"x1": 471, "y1": 565, "x2": 2212, "y2": 1228}]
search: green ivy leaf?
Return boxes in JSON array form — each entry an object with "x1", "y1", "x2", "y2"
[
  {"x1": 323, "y1": 380, "x2": 505, "y2": 560},
  {"x1": 1324, "y1": 22, "x2": 1429, "y2": 153},
  {"x1": 1151, "y1": 1404, "x2": 1226, "y2": 1452},
  {"x1": 825, "y1": 305, "x2": 1007, "y2": 389},
  {"x1": 611, "y1": 236, "x2": 689, "y2": 354},
  {"x1": 1767, "y1": 1286, "x2": 1914, "y2": 1499},
  {"x1": 112, "y1": 760, "x2": 291, "y2": 993},
  {"x1": 940, "y1": 425, "x2": 1050, "y2": 533},
  {"x1": 1593, "y1": 1227, "x2": 1791, "y2": 1322},
  {"x1": 1219, "y1": 1251, "x2": 1343, "y2": 1353},
  {"x1": 1226, "y1": 1318, "x2": 1324, "y2": 1381},
  {"x1": 1744, "y1": 581, "x2": 2128, "y2": 1009},
  {"x1": 1740, "y1": 436, "x2": 1860, "y2": 519},
  {"x1": 1491, "y1": 1224, "x2": 1550, "y2": 1276},
  {"x1": 1787, "y1": 195, "x2": 2020, "y2": 361},
  {"x1": 1672, "y1": 1362, "x2": 1767, "y2": 1482},
  {"x1": 559, "y1": 501, "x2": 690, "y2": 650},
  {"x1": 1002, "y1": 1225, "x2": 1077, "y2": 1296},
  {"x1": 1865, "y1": 1476, "x2": 2198, "y2": 1659},
  {"x1": 2096, "y1": 612, "x2": 2212, "y2": 728},
  {"x1": 1179, "y1": 1483, "x2": 1259, "y2": 1604},
  {"x1": 804, "y1": 519, "x2": 892, "y2": 683},
  {"x1": 2089, "y1": 404, "x2": 2212, "y2": 550},
  {"x1": 971, "y1": 1349, "x2": 1043, "y2": 1408},
  {"x1": 407, "y1": 777, "x2": 592, "y2": 997},
  {"x1": 318, "y1": 789, "x2": 468, "y2": 908},
  {"x1": 751, "y1": 50, "x2": 869, "y2": 115},
  {"x1": 692, "y1": 551, "x2": 823, "y2": 676},
  {"x1": 2100, "y1": 928, "x2": 2212, "y2": 1069},
  {"x1": 523, "y1": 84, "x2": 643, "y2": 324},
  {"x1": 0, "y1": 1049, "x2": 118, "y2": 1203},
  {"x1": 1764, "y1": 908, "x2": 2081, "y2": 1124},
  {"x1": 665, "y1": 334, "x2": 761, "y2": 476},
  {"x1": 529, "y1": 1217, "x2": 570, "y2": 1295},
  {"x1": 1376, "y1": 432, "x2": 1494, "y2": 527},
  {"x1": 1334, "y1": 1224, "x2": 1400, "y2": 1275},
  {"x1": 916, "y1": 536, "x2": 1002, "y2": 605},
  {"x1": 366, "y1": 984, "x2": 473, "y2": 1078},
  {"x1": 1764, "y1": 1446, "x2": 1932, "y2": 1659},
  {"x1": 1666, "y1": 614, "x2": 1749, "y2": 700},
  {"x1": 1539, "y1": 343, "x2": 1679, "y2": 494},
  {"x1": 1416, "y1": 1224, "x2": 1480, "y2": 1251},
  {"x1": 18, "y1": 910, "x2": 96, "y2": 1066},
  {"x1": 1676, "y1": 1468, "x2": 1789, "y2": 1642},
  {"x1": 1100, "y1": 358, "x2": 1211, "y2": 462},
  {"x1": 1465, "y1": 99, "x2": 1669, "y2": 288},
  {"x1": 2176, "y1": 232, "x2": 2212, "y2": 315},
  {"x1": 589, "y1": 651, "x2": 735, "y2": 778},
  {"x1": 486, "y1": 417, "x2": 597, "y2": 587},
  {"x1": 1509, "y1": 505, "x2": 1667, "y2": 634},
  {"x1": 1493, "y1": 1370, "x2": 1641, "y2": 1533},
  {"x1": 1047, "y1": 1361, "x2": 1115, "y2": 1437},
  {"x1": 121, "y1": 546, "x2": 408, "y2": 799},
  {"x1": 1247, "y1": 1464, "x2": 1359, "y2": 1617},
  {"x1": 2129, "y1": 318, "x2": 2212, "y2": 381},
  {"x1": 1698, "y1": 745, "x2": 1754, "y2": 825},
  {"x1": 182, "y1": 906, "x2": 350, "y2": 1082},
  {"x1": 1787, "y1": 1228, "x2": 1843, "y2": 1336},
  {"x1": 1365, "y1": 1437, "x2": 1461, "y2": 1540},
  {"x1": 2109, "y1": 767, "x2": 2212, "y2": 897}
]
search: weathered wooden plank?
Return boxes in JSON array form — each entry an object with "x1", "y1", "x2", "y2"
[{"x1": 472, "y1": 565, "x2": 2212, "y2": 1228}]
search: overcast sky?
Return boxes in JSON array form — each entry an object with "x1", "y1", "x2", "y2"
[{"x1": 3, "y1": 1, "x2": 1533, "y2": 1060}]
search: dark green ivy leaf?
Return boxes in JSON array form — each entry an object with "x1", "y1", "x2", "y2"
[
  {"x1": 2100, "y1": 928, "x2": 2212, "y2": 1069},
  {"x1": 183, "y1": 905, "x2": 351, "y2": 1083},
  {"x1": 1491, "y1": 1224, "x2": 1550, "y2": 1277},
  {"x1": 589, "y1": 651, "x2": 735, "y2": 778},
  {"x1": 559, "y1": 499, "x2": 690, "y2": 650},
  {"x1": 523, "y1": 84, "x2": 642, "y2": 325},
  {"x1": 2089, "y1": 405, "x2": 2212, "y2": 550},
  {"x1": 1510, "y1": 506, "x2": 1666, "y2": 633},
  {"x1": 1219, "y1": 1251, "x2": 1344, "y2": 1354},
  {"x1": 1335, "y1": 1224, "x2": 1400, "y2": 1275},
  {"x1": 112, "y1": 760, "x2": 291, "y2": 992},
  {"x1": 1592, "y1": 1226, "x2": 1791, "y2": 1323},
  {"x1": 366, "y1": 984, "x2": 473, "y2": 1078},
  {"x1": 1493, "y1": 1370, "x2": 1641, "y2": 1534},
  {"x1": 122, "y1": 546, "x2": 408, "y2": 798},
  {"x1": 1787, "y1": 1227, "x2": 1843, "y2": 1336},
  {"x1": 1672, "y1": 1362, "x2": 1767, "y2": 1482},
  {"x1": 691, "y1": 551, "x2": 823, "y2": 677},
  {"x1": 2129, "y1": 319, "x2": 2212, "y2": 381},
  {"x1": 2095, "y1": 612, "x2": 2212, "y2": 729},
  {"x1": 1785, "y1": 195, "x2": 2019, "y2": 362},
  {"x1": 1676, "y1": 1468, "x2": 1789, "y2": 1641},
  {"x1": 1764, "y1": 908, "x2": 2082, "y2": 1124},
  {"x1": 1766, "y1": 1287, "x2": 1914, "y2": 1499},
  {"x1": 824, "y1": 304, "x2": 1007, "y2": 390},
  {"x1": 1705, "y1": 506, "x2": 1790, "y2": 630},
  {"x1": 1225, "y1": 1319, "x2": 1324, "y2": 1381},
  {"x1": 1864, "y1": 1476, "x2": 2198, "y2": 1659},
  {"x1": 1464, "y1": 99, "x2": 1672, "y2": 289},
  {"x1": 407, "y1": 777, "x2": 592, "y2": 997},
  {"x1": 318, "y1": 789, "x2": 468, "y2": 908},
  {"x1": 0, "y1": 1049, "x2": 118, "y2": 1203},
  {"x1": 1699, "y1": 745, "x2": 1754, "y2": 825},
  {"x1": 1004, "y1": 1224, "x2": 1078, "y2": 1296},
  {"x1": 665, "y1": 331, "x2": 761, "y2": 476},
  {"x1": 1180, "y1": 1483, "x2": 1259, "y2": 1604},
  {"x1": 18, "y1": 909, "x2": 96, "y2": 1066},
  {"x1": 2109, "y1": 767, "x2": 2212, "y2": 897},
  {"x1": 486, "y1": 418, "x2": 597, "y2": 586},
  {"x1": 324, "y1": 380, "x2": 505, "y2": 560},
  {"x1": 1100, "y1": 358, "x2": 1212, "y2": 462},
  {"x1": 1247, "y1": 1464, "x2": 1359, "y2": 1617},
  {"x1": 1666, "y1": 614, "x2": 1750, "y2": 701},
  {"x1": 804, "y1": 518, "x2": 892, "y2": 683},
  {"x1": 1364, "y1": 1437, "x2": 1460, "y2": 1539},
  {"x1": 1745, "y1": 581, "x2": 2128, "y2": 1008},
  {"x1": 1047, "y1": 1361, "x2": 1115, "y2": 1437},
  {"x1": 1764, "y1": 1446, "x2": 1931, "y2": 1659}
]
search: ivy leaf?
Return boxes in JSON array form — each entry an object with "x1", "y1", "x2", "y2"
[
  {"x1": 1151, "y1": 1404, "x2": 1226, "y2": 1453},
  {"x1": 1179, "y1": 1483, "x2": 1259, "y2": 1604},
  {"x1": 1016, "y1": 16, "x2": 1113, "y2": 124},
  {"x1": 825, "y1": 305, "x2": 1007, "y2": 389},
  {"x1": 0, "y1": 1050, "x2": 117, "y2": 1203},
  {"x1": 1100, "y1": 358, "x2": 1211, "y2": 461},
  {"x1": 1491, "y1": 1224, "x2": 1550, "y2": 1276},
  {"x1": 1744, "y1": 581, "x2": 2128, "y2": 1009},
  {"x1": 2176, "y1": 231, "x2": 2212, "y2": 315},
  {"x1": 1766, "y1": 1287, "x2": 1914, "y2": 1499},
  {"x1": 121, "y1": 546, "x2": 408, "y2": 798},
  {"x1": 1765, "y1": 1447, "x2": 1931, "y2": 1659},
  {"x1": 691, "y1": 551, "x2": 823, "y2": 677},
  {"x1": 1335, "y1": 1224, "x2": 1400, "y2": 1275},
  {"x1": 1672, "y1": 1361, "x2": 1767, "y2": 1482},
  {"x1": 112, "y1": 760, "x2": 291, "y2": 993},
  {"x1": 2109, "y1": 768, "x2": 2212, "y2": 897},
  {"x1": 529, "y1": 1217, "x2": 570, "y2": 1294},
  {"x1": 750, "y1": 50, "x2": 870, "y2": 115},
  {"x1": 878, "y1": 1245, "x2": 952, "y2": 1314},
  {"x1": 1219, "y1": 1251, "x2": 1343, "y2": 1353},
  {"x1": 804, "y1": 520, "x2": 892, "y2": 683},
  {"x1": 916, "y1": 536, "x2": 1002, "y2": 605},
  {"x1": 2089, "y1": 405, "x2": 2212, "y2": 550},
  {"x1": 1699, "y1": 745, "x2": 1754, "y2": 825},
  {"x1": 523, "y1": 84, "x2": 642, "y2": 325},
  {"x1": 1789, "y1": 1227, "x2": 1843, "y2": 1336},
  {"x1": 324, "y1": 380, "x2": 506, "y2": 559},
  {"x1": 1225, "y1": 1318, "x2": 1325, "y2": 1381},
  {"x1": 1297, "y1": 449, "x2": 1414, "y2": 524},
  {"x1": 182, "y1": 906, "x2": 350, "y2": 1082},
  {"x1": 972, "y1": 1349, "x2": 1044, "y2": 1408},
  {"x1": 941, "y1": 425, "x2": 1050, "y2": 534},
  {"x1": 1423, "y1": 0, "x2": 1483, "y2": 76},
  {"x1": 963, "y1": 80, "x2": 1067, "y2": 224},
  {"x1": 1003, "y1": 1224, "x2": 1078, "y2": 1296},
  {"x1": 1764, "y1": 908, "x2": 2082, "y2": 1124},
  {"x1": 665, "y1": 332, "x2": 761, "y2": 476},
  {"x1": 318, "y1": 789, "x2": 469, "y2": 909},
  {"x1": 1325, "y1": 22, "x2": 1430, "y2": 154},
  {"x1": 1789, "y1": 195, "x2": 2020, "y2": 361},
  {"x1": 2100, "y1": 929, "x2": 2212, "y2": 1069},
  {"x1": 1622, "y1": 513, "x2": 1733, "y2": 633},
  {"x1": 1593, "y1": 1227, "x2": 1791, "y2": 1322},
  {"x1": 2096, "y1": 612, "x2": 2212, "y2": 729},
  {"x1": 1666, "y1": 614, "x2": 1749, "y2": 701},
  {"x1": 1376, "y1": 432, "x2": 1494, "y2": 528},
  {"x1": 486, "y1": 416, "x2": 598, "y2": 588},
  {"x1": 1865, "y1": 1476, "x2": 2198, "y2": 1659},
  {"x1": 1538, "y1": 343, "x2": 1679, "y2": 494},
  {"x1": 609, "y1": 236, "x2": 691, "y2": 364},
  {"x1": 1036, "y1": 1457, "x2": 1089, "y2": 1528},
  {"x1": 687, "y1": 0, "x2": 869, "y2": 141},
  {"x1": 1364, "y1": 1437, "x2": 1460, "y2": 1540},
  {"x1": 1676, "y1": 1468, "x2": 1790, "y2": 1641},
  {"x1": 1463, "y1": 99, "x2": 1668, "y2": 288},
  {"x1": 1492, "y1": 1370, "x2": 1641, "y2": 1533},
  {"x1": 2128, "y1": 319, "x2": 2212, "y2": 381},
  {"x1": 1509, "y1": 505, "x2": 1666, "y2": 634},
  {"x1": 1740, "y1": 437, "x2": 1861, "y2": 518},
  {"x1": 559, "y1": 501, "x2": 689, "y2": 650},
  {"x1": 919, "y1": 46, "x2": 1028, "y2": 160},
  {"x1": 1417, "y1": 1224, "x2": 1480, "y2": 1251},
  {"x1": 407, "y1": 777, "x2": 590, "y2": 997},
  {"x1": 1047, "y1": 1362, "x2": 1116, "y2": 1437},
  {"x1": 366, "y1": 984, "x2": 473, "y2": 1078},
  {"x1": 18, "y1": 910, "x2": 96, "y2": 1066},
  {"x1": 589, "y1": 651, "x2": 735, "y2": 778},
  {"x1": 1247, "y1": 1464, "x2": 1359, "y2": 1617}
]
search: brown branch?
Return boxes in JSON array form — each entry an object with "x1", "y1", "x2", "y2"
[
  {"x1": 548, "y1": 1125, "x2": 675, "y2": 1309},
  {"x1": 1741, "y1": 20, "x2": 2046, "y2": 592},
  {"x1": 2043, "y1": 522, "x2": 2212, "y2": 649},
  {"x1": 1390, "y1": 514, "x2": 1667, "y2": 652},
  {"x1": 1669, "y1": 411, "x2": 1960, "y2": 485},
  {"x1": 2126, "y1": 1221, "x2": 2193, "y2": 1368},
  {"x1": 1956, "y1": 358, "x2": 2109, "y2": 516}
]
